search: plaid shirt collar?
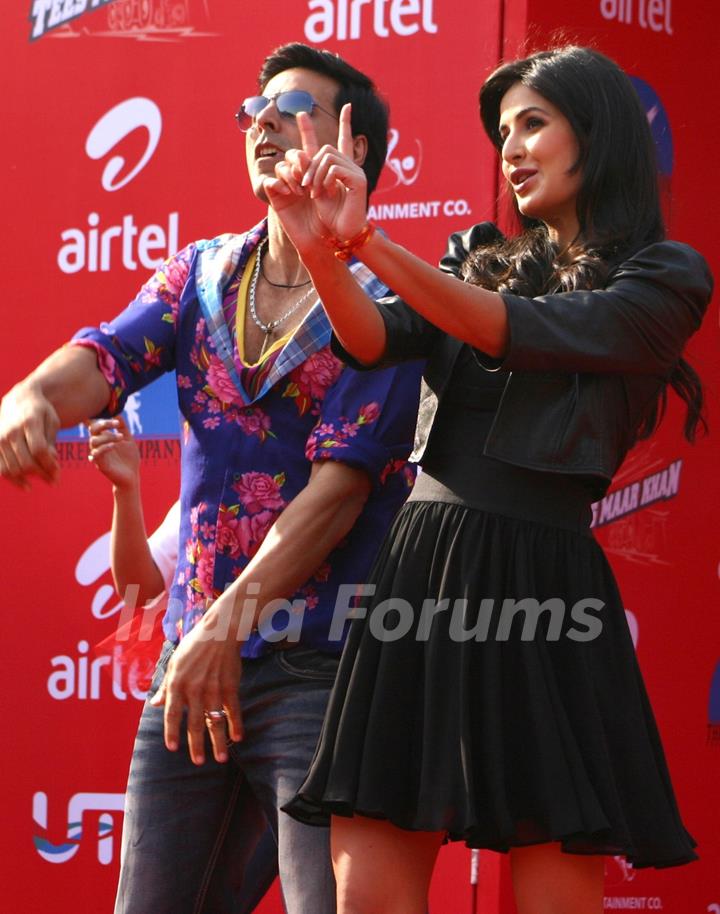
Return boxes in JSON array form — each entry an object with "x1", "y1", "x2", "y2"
[{"x1": 194, "y1": 218, "x2": 389, "y2": 405}]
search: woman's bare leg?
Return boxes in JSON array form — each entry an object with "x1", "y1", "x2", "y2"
[
  {"x1": 510, "y1": 842, "x2": 605, "y2": 914},
  {"x1": 331, "y1": 814, "x2": 443, "y2": 914}
]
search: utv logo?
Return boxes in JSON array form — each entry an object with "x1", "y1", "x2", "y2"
[
  {"x1": 32, "y1": 791, "x2": 125, "y2": 864},
  {"x1": 29, "y1": 0, "x2": 216, "y2": 42}
]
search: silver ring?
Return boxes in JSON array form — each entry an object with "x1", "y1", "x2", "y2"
[{"x1": 204, "y1": 709, "x2": 227, "y2": 722}]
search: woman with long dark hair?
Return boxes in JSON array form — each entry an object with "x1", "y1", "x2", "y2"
[{"x1": 264, "y1": 46, "x2": 713, "y2": 913}]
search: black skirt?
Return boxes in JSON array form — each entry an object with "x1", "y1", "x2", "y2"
[{"x1": 284, "y1": 460, "x2": 697, "y2": 869}]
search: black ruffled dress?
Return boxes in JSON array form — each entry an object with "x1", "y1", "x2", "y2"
[{"x1": 284, "y1": 347, "x2": 697, "y2": 868}]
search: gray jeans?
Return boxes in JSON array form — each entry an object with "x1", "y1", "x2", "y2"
[{"x1": 114, "y1": 641, "x2": 339, "y2": 914}]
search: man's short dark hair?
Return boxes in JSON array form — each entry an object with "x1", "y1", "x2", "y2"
[{"x1": 259, "y1": 42, "x2": 389, "y2": 196}]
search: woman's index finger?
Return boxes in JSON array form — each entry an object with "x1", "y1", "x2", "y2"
[
  {"x1": 297, "y1": 111, "x2": 320, "y2": 156},
  {"x1": 337, "y1": 103, "x2": 353, "y2": 157}
]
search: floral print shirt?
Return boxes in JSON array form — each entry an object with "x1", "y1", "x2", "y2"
[{"x1": 73, "y1": 220, "x2": 422, "y2": 657}]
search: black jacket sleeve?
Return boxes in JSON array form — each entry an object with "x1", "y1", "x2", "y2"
[{"x1": 500, "y1": 241, "x2": 712, "y2": 375}]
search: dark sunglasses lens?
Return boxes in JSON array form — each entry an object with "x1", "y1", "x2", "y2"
[
  {"x1": 275, "y1": 91, "x2": 314, "y2": 118},
  {"x1": 235, "y1": 91, "x2": 316, "y2": 130},
  {"x1": 236, "y1": 96, "x2": 269, "y2": 130}
]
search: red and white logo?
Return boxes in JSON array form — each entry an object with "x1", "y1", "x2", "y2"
[
  {"x1": 382, "y1": 128, "x2": 423, "y2": 191},
  {"x1": 57, "y1": 99, "x2": 179, "y2": 274},
  {"x1": 86, "y1": 98, "x2": 162, "y2": 192},
  {"x1": 304, "y1": 0, "x2": 438, "y2": 42}
]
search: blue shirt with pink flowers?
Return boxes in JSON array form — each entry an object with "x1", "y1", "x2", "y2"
[{"x1": 73, "y1": 220, "x2": 422, "y2": 657}]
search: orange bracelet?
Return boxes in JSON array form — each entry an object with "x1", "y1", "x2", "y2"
[{"x1": 327, "y1": 222, "x2": 377, "y2": 261}]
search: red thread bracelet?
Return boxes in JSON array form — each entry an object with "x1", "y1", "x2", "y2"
[{"x1": 327, "y1": 223, "x2": 377, "y2": 261}]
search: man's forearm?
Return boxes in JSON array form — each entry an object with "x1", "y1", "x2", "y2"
[
  {"x1": 203, "y1": 462, "x2": 372, "y2": 638},
  {"x1": 27, "y1": 345, "x2": 111, "y2": 425}
]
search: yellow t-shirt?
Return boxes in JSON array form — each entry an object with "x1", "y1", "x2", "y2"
[{"x1": 236, "y1": 249, "x2": 293, "y2": 367}]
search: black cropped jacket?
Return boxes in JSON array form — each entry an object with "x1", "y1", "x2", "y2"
[{"x1": 332, "y1": 223, "x2": 713, "y2": 500}]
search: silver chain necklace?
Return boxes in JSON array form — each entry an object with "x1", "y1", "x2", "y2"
[{"x1": 248, "y1": 239, "x2": 315, "y2": 358}]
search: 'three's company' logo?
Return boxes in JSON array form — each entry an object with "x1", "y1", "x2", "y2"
[
  {"x1": 304, "y1": 0, "x2": 437, "y2": 42},
  {"x1": 57, "y1": 98, "x2": 179, "y2": 275},
  {"x1": 33, "y1": 791, "x2": 125, "y2": 864}
]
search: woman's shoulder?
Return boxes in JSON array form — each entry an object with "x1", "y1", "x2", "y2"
[
  {"x1": 439, "y1": 222, "x2": 505, "y2": 276},
  {"x1": 612, "y1": 239, "x2": 713, "y2": 297}
]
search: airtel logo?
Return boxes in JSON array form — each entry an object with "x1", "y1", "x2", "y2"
[
  {"x1": 86, "y1": 97, "x2": 162, "y2": 192},
  {"x1": 58, "y1": 98, "x2": 179, "y2": 274}
]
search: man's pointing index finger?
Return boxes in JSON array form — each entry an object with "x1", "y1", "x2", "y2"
[{"x1": 337, "y1": 103, "x2": 353, "y2": 157}]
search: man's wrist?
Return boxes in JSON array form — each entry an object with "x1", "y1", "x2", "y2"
[
  {"x1": 27, "y1": 352, "x2": 72, "y2": 405},
  {"x1": 12, "y1": 373, "x2": 45, "y2": 404},
  {"x1": 201, "y1": 591, "x2": 257, "y2": 644}
]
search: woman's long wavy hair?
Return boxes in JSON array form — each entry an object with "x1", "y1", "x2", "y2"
[{"x1": 464, "y1": 45, "x2": 705, "y2": 442}]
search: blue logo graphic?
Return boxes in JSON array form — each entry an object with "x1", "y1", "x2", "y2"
[
  {"x1": 58, "y1": 371, "x2": 180, "y2": 442},
  {"x1": 709, "y1": 661, "x2": 720, "y2": 725},
  {"x1": 630, "y1": 77, "x2": 673, "y2": 178},
  {"x1": 32, "y1": 791, "x2": 125, "y2": 865},
  {"x1": 33, "y1": 818, "x2": 114, "y2": 863}
]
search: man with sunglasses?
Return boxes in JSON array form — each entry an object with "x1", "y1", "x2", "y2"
[{"x1": 0, "y1": 43, "x2": 421, "y2": 914}]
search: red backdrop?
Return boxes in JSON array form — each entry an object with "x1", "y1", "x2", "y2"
[{"x1": 1, "y1": 1, "x2": 717, "y2": 912}]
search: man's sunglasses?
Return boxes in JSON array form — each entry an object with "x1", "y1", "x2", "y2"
[{"x1": 235, "y1": 90, "x2": 338, "y2": 132}]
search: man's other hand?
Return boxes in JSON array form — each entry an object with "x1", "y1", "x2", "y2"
[{"x1": 0, "y1": 378, "x2": 61, "y2": 488}]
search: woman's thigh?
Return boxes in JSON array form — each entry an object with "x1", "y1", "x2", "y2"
[
  {"x1": 331, "y1": 814, "x2": 443, "y2": 914},
  {"x1": 510, "y1": 842, "x2": 605, "y2": 914}
]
